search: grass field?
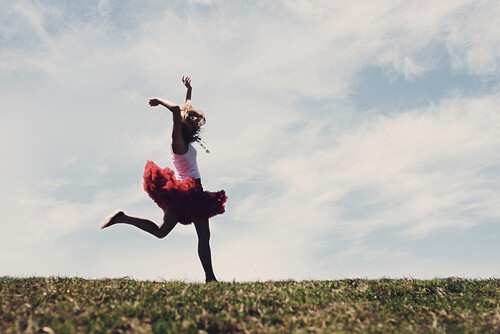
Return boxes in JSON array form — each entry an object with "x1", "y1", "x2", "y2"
[{"x1": 1, "y1": 277, "x2": 498, "y2": 333}]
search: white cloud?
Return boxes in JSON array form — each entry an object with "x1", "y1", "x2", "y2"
[
  {"x1": 272, "y1": 94, "x2": 500, "y2": 237},
  {"x1": 446, "y1": 0, "x2": 500, "y2": 75}
]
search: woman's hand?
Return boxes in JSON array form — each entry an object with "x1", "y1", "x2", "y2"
[
  {"x1": 182, "y1": 76, "x2": 192, "y2": 89},
  {"x1": 148, "y1": 98, "x2": 161, "y2": 106}
]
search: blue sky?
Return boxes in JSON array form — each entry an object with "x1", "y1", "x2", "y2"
[{"x1": 1, "y1": 0, "x2": 499, "y2": 282}]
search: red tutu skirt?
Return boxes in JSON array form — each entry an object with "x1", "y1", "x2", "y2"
[{"x1": 143, "y1": 161, "x2": 227, "y2": 225}]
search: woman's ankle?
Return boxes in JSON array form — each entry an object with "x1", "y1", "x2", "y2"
[{"x1": 205, "y1": 275, "x2": 217, "y2": 283}]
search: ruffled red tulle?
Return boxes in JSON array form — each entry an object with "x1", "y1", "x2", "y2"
[{"x1": 143, "y1": 161, "x2": 227, "y2": 225}]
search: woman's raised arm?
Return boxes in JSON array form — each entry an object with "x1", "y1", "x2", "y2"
[{"x1": 182, "y1": 76, "x2": 192, "y2": 103}]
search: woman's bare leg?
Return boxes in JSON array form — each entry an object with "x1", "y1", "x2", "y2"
[
  {"x1": 103, "y1": 209, "x2": 179, "y2": 239},
  {"x1": 193, "y1": 218, "x2": 217, "y2": 282}
]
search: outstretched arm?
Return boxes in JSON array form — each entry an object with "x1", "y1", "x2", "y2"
[
  {"x1": 148, "y1": 98, "x2": 187, "y2": 154},
  {"x1": 182, "y1": 76, "x2": 192, "y2": 103},
  {"x1": 148, "y1": 98, "x2": 180, "y2": 112}
]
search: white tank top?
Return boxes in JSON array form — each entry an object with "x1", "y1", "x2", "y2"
[{"x1": 171, "y1": 143, "x2": 201, "y2": 180}]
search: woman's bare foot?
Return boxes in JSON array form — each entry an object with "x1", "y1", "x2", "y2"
[{"x1": 100, "y1": 210, "x2": 124, "y2": 229}]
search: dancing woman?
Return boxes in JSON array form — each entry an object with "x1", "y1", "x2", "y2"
[{"x1": 101, "y1": 76, "x2": 227, "y2": 283}]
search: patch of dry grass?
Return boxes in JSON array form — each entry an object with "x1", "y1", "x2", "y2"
[{"x1": 1, "y1": 277, "x2": 498, "y2": 333}]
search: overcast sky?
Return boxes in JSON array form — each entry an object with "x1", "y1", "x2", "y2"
[{"x1": 1, "y1": 0, "x2": 499, "y2": 282}]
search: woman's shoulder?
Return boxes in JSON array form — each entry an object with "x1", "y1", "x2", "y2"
[
  {"x1": 171, "y1": 138, "x2": 189, "y2": 155},
  {"x1": 172, "y1": 142, "x2": 197, "y2": 157}
]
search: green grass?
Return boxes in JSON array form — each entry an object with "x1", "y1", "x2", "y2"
[{"x1": 1, "y1": 277, "x2": 498, "y2": 333}]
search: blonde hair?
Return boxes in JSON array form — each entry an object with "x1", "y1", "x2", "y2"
[{"x1": 181, "y1": 101, "x2": 206, "y2": 143}]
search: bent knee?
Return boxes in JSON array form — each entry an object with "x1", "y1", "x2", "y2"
[{"x1": 156, "y1": 230, "x2": 169, "y2": 239}]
